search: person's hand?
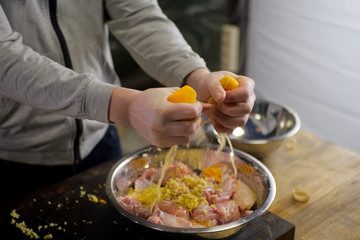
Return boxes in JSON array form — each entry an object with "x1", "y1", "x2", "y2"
[
  {"x1": 109, "y1": 87, "x2": 202, "y2": 147},
  {"x1": 185, "y1": 68, "x2": 256, "y2": 133},
  {"x1": 129, "y1": 87, "x2": 203, "y2": 146}
]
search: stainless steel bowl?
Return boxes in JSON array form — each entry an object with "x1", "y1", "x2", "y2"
[
  {"x1": 106, "y1": 143, "x2": 276, "y2": 239},
  {"x1": 204, "y1": 99, "x2": 301, "y2": 157}
]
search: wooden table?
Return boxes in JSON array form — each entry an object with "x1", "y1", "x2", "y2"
[
  {"x1": 263, "y1": 130, "x2": 360, "y2": 240},
  {"x1": 1, "y1": 130, "x2": 359, "y2": 239}
]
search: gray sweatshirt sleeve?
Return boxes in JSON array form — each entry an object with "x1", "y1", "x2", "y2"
[
  {"x1": 0, "y1": 5, "x2": 116, "y2": 123},
  {"x1": 105, "y1": 0, "x2": 207, "y2": 87}
]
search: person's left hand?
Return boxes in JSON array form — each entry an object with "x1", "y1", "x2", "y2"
[{"x1": 184, "y1": 68, "x2": 256, "y2": 133}]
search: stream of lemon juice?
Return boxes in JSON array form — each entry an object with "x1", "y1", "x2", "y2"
[
  {"x1": 151, "y1": 145, "x2": 178, "y2": 212},
  {"x1": 217, "y1": 133, "x2": 237, "y2": 178}
]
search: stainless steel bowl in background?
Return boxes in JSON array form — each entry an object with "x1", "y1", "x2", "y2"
[
  {"x1": 204, "y1": 99, "x2": 301, "y2": 157},
  {"x1": 106, "y1": 143, "x2": 276, "y2": 239}
]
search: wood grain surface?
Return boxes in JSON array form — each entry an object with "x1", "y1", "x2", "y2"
[{"x1": 262, "y1": 130, "x2": 360, "y2": 240}]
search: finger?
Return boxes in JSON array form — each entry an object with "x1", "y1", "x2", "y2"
[
  {"x1": 237, "y1": 75, "x2": 255, "y2": 91},
  {"x1": 199, "y1": 102, "x2": 213, "y2": 113},
  {"x1": 154, "y1": 117, "x2": 202, "y2": 147},
  {"x1": 213, "y1": 115, "x2": 249, "y2": 134},
  {"x1": 165, "y1": 102, "x2": 202, "y2": 121},
  {"x1": 217, "y1": 98, "x2": 254, "y2": 117},
  {"x1": 213, "y1": 109, "x2": 250, "y2": 129},
  {"x1": 207, "y1": 74, "x2": 227, "y2": 103},
  {"x1": 213, "y1": 121, "x2": 235, "y2": 134},
  {"x1": 224, "y1": 76, "x2": 255, "y2": 103},
  {"x1": 165, "y1": 116, "x2": 202, "y2": 137}
]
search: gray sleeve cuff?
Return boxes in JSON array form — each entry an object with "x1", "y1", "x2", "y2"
[
  {"x1": 170, "y1": 57, "x2": 208, "y2": 87},
  {"x1": 83, "y1": 77, "x2": 117, "y2": 123}
]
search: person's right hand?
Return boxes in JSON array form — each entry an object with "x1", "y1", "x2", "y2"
[
  {"x1": 109, "y1": 87, "x2": 202, "y2": 147},
  {"x1": 184, "y1": 68, "x2": 256, "y2": 134}
]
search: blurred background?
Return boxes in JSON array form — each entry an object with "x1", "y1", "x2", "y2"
[{"x1": 110, "y1": 0, "x2": 360, "y2": 154}]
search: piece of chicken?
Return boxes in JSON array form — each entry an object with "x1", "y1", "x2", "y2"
[
  {"x1": 232, "y1": 179, "x2": 256, "y2": 211},
  {"x1": 116, "y1": 196, "x2": 150, "y2": 219}
]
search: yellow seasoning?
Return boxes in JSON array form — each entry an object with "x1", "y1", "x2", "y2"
[
  {"x1": 202, "y1": 164, "x2": 222, "y2": 183},
  {"x1": 238, "y1": 164, "x2": 256, "y2": 175}
]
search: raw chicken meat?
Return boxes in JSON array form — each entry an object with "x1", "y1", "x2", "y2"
[
  {"x1": 114, "y1": 169, "x2": 140, "y2": 195},
  {"x1": 192, "y1": 205, "x2": 219, "y2": 227},
  {"x1": 151, "y1": 205, "x2": 193, "y2": 228},
  {"x1": 116, "y1": 196, "x2": 150, "y2": 219},
  {"x1": 157, "y1": 199, "x2": 190, "y2": 219},
  {"x1": 149, "y1": 162, "x2": 195, "y2": 186},
  {"x1": 134, "y1": 178, "x2": 154, "y2": 190},
  {"x1": 147, "y1": 215, "x2": 163, "y2": 225},
  {"x1": 192, "y1": 200, "x2": 241, "y2": 225},
  {"x1": 213, "y1": 200, "x2": 241, "y2": 224},
  {"x1": 232, "y1": 179, "x2": 256, "y2": 211},
  {"x1": 115, "y1": 157, "x2": 259, "y2": 228}
]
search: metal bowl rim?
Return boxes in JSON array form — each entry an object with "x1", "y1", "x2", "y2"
[
  {"x1": 205, "y1": 99, "x2": 301, "y2": 144},
  {"x1": 106, "y1": 143, "x2": 276, "y2": 234}
]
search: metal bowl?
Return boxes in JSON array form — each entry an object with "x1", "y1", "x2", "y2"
[
  {"x1": 106, "y1": 143, "x2": 276, "y2": 239},
  {"x1": 204, "y1": 99, "x2": 301, "y2": 157}
]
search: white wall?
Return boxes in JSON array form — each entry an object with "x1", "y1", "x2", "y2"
[{"x1": 246, "y1": 0, "x2": 360, "y2": 153}]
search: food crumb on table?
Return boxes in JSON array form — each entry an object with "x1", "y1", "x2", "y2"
[
  {"x1": 87, "y1": 194, "x2": 98, "y2": 203},
  {"x1": 80, "y1": 190, "x2": 86, "y2": 197},
  {"x1": 285, "y1": 138, "x2": 297, "y2": 151},
  {"x1": 292, "y1": 188, "x2": 310, "y2": 202},
  {"x1": 9, "y1": 183, "x2": 108, "y2": 239},
  {"x1": 43, "y1": 233, "x2": 53, "y2": 239},
  {"x1": 10, "y1": 209, "x2": 20, "y2": 219},
  {"x1": 11, "y1": 217, "x2": 40, "y2": 239}
]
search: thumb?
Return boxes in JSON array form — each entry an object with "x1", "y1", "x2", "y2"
[{"x1": 209, "y1": 82, "x2": 226, "y2": 103}]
